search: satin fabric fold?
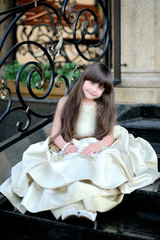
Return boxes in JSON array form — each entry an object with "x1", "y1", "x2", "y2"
[{"x1": 0, "y1": 125, "x2": 159, "y2": 219}]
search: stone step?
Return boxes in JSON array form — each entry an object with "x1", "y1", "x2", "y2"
[
  {"x1": 118, "y1": 119, "x2": 160, "y2": 160},
  {"x1": 129, "y1": 179, "x2": 160, "y2": 212},
  {"x1": 119, "y1": 119, "x2": 160, "y2": 131},
  {"x1": 0, "y1": 206, "x2": 159, "y2": 240},
  {"x1": 0, "y1": 179, "x2": 160, "y2": 240},
  {"x1": 119, "y1": 118, "x2": 160, "y2": 146},
  {"x1": 117, "y1": 118, "x2": 160, "y2": 170},
  {"x1": 116, "y1": 104, "x2": 160, "y2": 121},
  {"x1": 116, "y1": 104, "x2": 160, "y2": 156}
]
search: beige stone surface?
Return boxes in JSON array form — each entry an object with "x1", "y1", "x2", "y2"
[
  {"x1": 0, "y1": 0, "x2": 14, "y2": 62},
  {"x1": 156, "y1": 89, "x2": 160, "y2": 103},
  {"x1": 77, "y1": 0, "x2": 95, "y2": 5},
  {"x1": 114, "y1": 87, "x2": 160, "y2": 104},
  {"x1": 121, "y1": 0, "x2": 160, "y2": 72},
  {"x1": 120, "y1": 72, "x2": 160, "y2": 88},
  {"x1": 119, "y1": 0, "x2": 160, "y2": 104}
]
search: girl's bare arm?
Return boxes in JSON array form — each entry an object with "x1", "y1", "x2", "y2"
[
  {"x1": 98, "y1": 129, "x2": 114, "y2": 148},
  {"x1": 51, "y1": 96, "x2": 79, "y2": 155},
  {"x1": 51, "y1": 96, "x2": 68, "y2": 149},
  {"x1": 81, "y1": 129, "x2": 114, "y2": 156}
]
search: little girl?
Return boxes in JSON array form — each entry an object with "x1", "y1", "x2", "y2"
[{"x1": 0, "y1": 63, "x2": 160, "y2": 222}]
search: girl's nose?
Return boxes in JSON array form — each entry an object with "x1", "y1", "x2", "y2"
[{"x1": 91, "y1": 85, "x2": 96, "y2": 92}]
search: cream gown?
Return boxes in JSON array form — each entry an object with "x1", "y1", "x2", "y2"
[{"x1": 0, "y1": 104, "x2": 160, "y2": 219}]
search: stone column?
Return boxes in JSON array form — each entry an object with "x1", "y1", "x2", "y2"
[
  {"x1": 114, "y1": 0, "x2": 160, "y2": 104},
  {"x1": 0, "y1": 0, "x2": 15, "y2": 78}
]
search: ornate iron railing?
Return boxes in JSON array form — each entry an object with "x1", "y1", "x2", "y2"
[{"x1": 0, "y1": 0, "x2": 120, "y2": 151}]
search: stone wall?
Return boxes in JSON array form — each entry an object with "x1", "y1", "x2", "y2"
[
  {"x1": 0, "y1": 0, "x2": 15, "y2": 79},
  {"x1": 114, "y1": 0, "x2": 160, "y2": 104},
  {"x1": 0, "y1": 0, "x2": 15, "y2": 62}
]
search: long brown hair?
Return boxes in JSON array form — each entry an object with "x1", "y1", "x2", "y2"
[{"x1": 60, "y1": 62, "x2": 116, "y2": 141}]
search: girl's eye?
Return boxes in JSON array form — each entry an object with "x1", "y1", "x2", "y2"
[
  {"x1": 90, "y1": 81, "x2": 94, "y2": 85},
  {"x1": 99, "y1": 86, "x2": 104, "y2": 91}
]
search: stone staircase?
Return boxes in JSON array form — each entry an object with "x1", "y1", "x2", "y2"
[
  {"x1": 117, "y1": 104, "x2": 160, "y2": 159},
  {"x1": 0, "y1": 104, "x2": 160, "y2": 240},
  {"x1": 0, "y1": 181, "x2": 160, "y2": 240}
]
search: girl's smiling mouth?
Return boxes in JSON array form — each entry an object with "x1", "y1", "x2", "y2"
[{"x1": 88, "y1": 91, "x2": 95, "y2": 96}]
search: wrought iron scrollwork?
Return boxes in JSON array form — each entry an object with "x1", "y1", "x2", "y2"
[
  {"x1": 62, "y1": 0, "x2": 109, "y2": 62},
  {"x1": 0, "y1": 0, "x2": 110, "y2": 150},
  {"x1": 0, "y1": 77, "x2": 8, "y2": 100}
]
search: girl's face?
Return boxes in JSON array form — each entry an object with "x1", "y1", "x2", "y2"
[{"x1": 82, "y1": 80, "x2": 104, "y2": 102}]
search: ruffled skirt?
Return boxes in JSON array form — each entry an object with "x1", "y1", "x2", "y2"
[{"x1": 0, "y1": 125, "x2": 159, "y2": 219}]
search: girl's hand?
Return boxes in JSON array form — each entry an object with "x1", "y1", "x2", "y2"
[
  {"x1": 81, "y1": 142, "x2": 103, "y2": 156},
  {"x1": 63, "y1": 144, "x2": 79, "y2": 156}
]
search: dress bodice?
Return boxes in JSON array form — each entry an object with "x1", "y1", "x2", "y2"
[{"x1": 74, "y1": 104, "x2": 97, "y2": 137}]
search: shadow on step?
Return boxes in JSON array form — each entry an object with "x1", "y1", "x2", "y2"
[{"x1": 0, "y1": 179, "x2": 160, "y2": 240}]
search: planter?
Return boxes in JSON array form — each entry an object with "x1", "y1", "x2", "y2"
[{"x1": 6, "y1": 80, "x2": 66, "y2": 99}]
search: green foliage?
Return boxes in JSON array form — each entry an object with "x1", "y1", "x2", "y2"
[
  {"x1": 5, "y1": 60, "x2": 28, "y2": 81},
  {"x1": 4, "y1": 61, "x2": 81, "y2": 88},
  {"x1": 57, "y1": 62, "x2": 81, "y2": 83},
  {"x1": 4, "y1": 61, "x2": 50, "y2": 89}
]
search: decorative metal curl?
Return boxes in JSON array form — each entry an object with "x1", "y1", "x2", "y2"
[
  {"x1": 15, "y1": 106, "x2": 31, "y2": 132},
  {"x1": 0, "y1": 78, "x2": 12, "y2": 122},
  {"x1": 0, "y1": 77, "x2": 8, "y2": 99},
  {"x1": 18, "y1": 24, "x2": 57, "y2": 64},
  {"x1": 49, "y1": 26, "x2": 63, "y2": 56},
  {"x1": 54, "y1": 74, "x2": 69, "y2": 96},
  {"x1": 62, "y1": 0, "x2": 109, "y2": 62},
  {"x1": 14, "y1": 41, "x2": 69, "y2": 120},
  {"x1": 16, "y1": 60, "x2": 46, "y2": 101},
  {"x1": 62, "y1": 0, "x2": 77, "y2": 25},
  {"x1": 16, "y1": 2, "x2": 63, "y2": 64}
]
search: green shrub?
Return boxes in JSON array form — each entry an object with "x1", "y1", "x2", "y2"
[
  {"x1": 57, "y1": 62, "x2": 81, "y2": 84},
  {"x1": 4, "y1": 61, "x2": 81, "y2": 88}
]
